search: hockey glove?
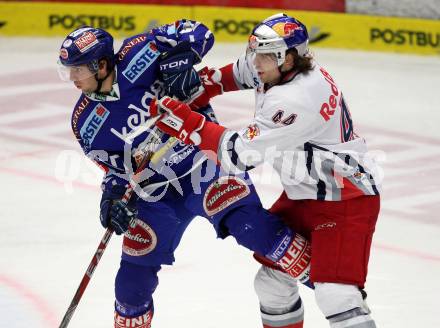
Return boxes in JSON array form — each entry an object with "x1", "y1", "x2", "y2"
[
  {"x1": 100, "y1": 185, "x2": 137, "y2": 235},
  {"x1": 159, "y1": 41, "x2": 201, "y2": 101},
  {"x1": 188, "y1": 63, "x2": 237, "y2": 110},
  {"x1": 155, "y1": 96, "x2": 205, "y2": 145}
]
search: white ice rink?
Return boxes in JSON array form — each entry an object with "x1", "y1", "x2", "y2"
[{"x1": 0, "y1": 37, "x2": 439, "y2": 328}]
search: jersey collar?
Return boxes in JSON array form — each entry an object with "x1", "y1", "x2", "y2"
[
  {"x1": 84, "y1": 67, "x2": 121, "y2": 102},
  {"x1": 264, "y1": 69, "x2": 300, "y2": 92}
]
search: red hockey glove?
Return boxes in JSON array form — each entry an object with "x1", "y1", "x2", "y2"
[
  {"x1": 155, "y1": 96, "x2": 206, "y2": 145},
  {"x1": 188, "y1": 63, "x2": 237, "y2": 110},
  {"x1": 148, "y1": 97, "x2": 162, "y2": 117}
]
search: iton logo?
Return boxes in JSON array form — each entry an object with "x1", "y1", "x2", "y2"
[{"x1": 160, "y1": 59, "x2": 189, "y2": 71}]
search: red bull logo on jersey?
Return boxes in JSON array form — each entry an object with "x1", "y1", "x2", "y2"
[
  {"x1": 74, "y1": 31, "x2": 99, "y2": 53},
  {"x1": 123, "y1": 219, "x2": 157, "y2": 256},
  {"x1": 272, "y1": 22, "x2": 301, "y2": 37},
  {"x1": 80, "y1": 104, "x2": 109, "y2": 149},
  {"x1": 244, "y1": 124, "x2": 260, "y2": 140},
  {"x1": 203, "y1": 176, "x2": 250, "y2": 216}
]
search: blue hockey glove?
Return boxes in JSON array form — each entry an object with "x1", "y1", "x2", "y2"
[
  {"x1": 100, "y1": 185, "x2": 137, "y2": 235},
  {"x1": 159, "y1": 41, "x2": 201, "y2": 101},
  {"x1": 108, "y1": 200, "x2": 137, "y2": 235}
]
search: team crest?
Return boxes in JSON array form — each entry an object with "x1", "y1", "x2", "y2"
[
  {"x1": 244, "y1": 124, "x2": 260, "y2": 140},
  {"x1": 123, "y1": 219, "x2": 157, "y2": 256},
  {"x1": 203, "y1": 176, "x2": 250, "y2": 216}
]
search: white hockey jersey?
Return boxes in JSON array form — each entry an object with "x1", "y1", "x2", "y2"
[{"x1": 218, "y1": 54, "x2": 381, "y2": 201}]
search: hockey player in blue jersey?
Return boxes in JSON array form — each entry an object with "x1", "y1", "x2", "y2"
[{"x1": 57, "y1": 20, "x2": 312, "y2": 327}]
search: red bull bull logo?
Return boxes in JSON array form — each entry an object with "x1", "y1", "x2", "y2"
[
  {"x1": 272, "y1": 22, "x2": 301, "y2": 37},
  {"x1": 244, "y1": 124, "x2": 260, "y2": 140}
]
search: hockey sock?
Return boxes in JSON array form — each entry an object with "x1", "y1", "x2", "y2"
[
  {"x1": 327, "y1": 307, "x2": 376, "y2": 328},
  {"x1": 261, "y1": 297, "x2": 304, "y2": 328},
  {"x1": 114, "y1": 309, "x2": 153, "y2": 328}
]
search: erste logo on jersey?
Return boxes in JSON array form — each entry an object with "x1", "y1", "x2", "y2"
[
  {"x1": 122, "y1": 41, "x2": 160, "y2": 83},
  {"x1": 203, "y1": 176, "x2": 250, "y2": 216},
  {"x1": 80, "y1": 104, "x2": 109, "y2": 149},
  {"x1": 74, "y1": 32, "x2": 99, "y2": 53},
  {"x1": 123, "y1": 219, "x2": 157, "y2": 256}
]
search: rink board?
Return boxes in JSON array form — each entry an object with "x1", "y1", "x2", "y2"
[{"x1": 0, "y1": 1, "x2": 439, "y2": 55}]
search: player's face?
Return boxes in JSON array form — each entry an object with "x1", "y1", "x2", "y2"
[
  {"x1": 57, "y1": 62, "x2": 98, "y2": 92},
  {"x1": 253, "y1": 53, "x2": 281, "y2": 84},
  {"x1": 72, "y1": 73, "x2": 98, "y2": 93}
]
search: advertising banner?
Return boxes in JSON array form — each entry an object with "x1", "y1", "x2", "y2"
[
  {"x1": 27, "y1": 0, "x2": 345, "y2": 12},
  {"x1": 1, "y1": 2, "x2": 439, "y2": 55},
  {"x1": 0, "y1": 2, "x2": 191, "y2": 38},
  {"x1": 196, "y1": 7, "x2": 440, "y2": 55}
]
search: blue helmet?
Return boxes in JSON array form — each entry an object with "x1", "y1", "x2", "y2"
[
  {"x1": 248, "y1": 13, "x2": 309, "y2": 66},
  {"x1": 58, "y1": 26, "x2": 114, "y2": 81}
]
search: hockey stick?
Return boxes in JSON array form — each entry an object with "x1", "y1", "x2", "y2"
[{"x1": 59, "y1": 120, "x2": 177, "y2": 328}]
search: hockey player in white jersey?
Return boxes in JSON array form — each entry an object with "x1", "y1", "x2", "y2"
[{"x1": 153, "y1": 13, "x2": 381, "y2": 328}]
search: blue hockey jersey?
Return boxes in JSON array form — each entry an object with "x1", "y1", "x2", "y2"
[{"x1": 70, "y1": 20, "x2": 214, "y2": 190}]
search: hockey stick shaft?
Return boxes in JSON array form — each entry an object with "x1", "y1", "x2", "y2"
[
  {"x1": 59, "y1": 126, "x2": 177, "y2": 328},
  {"x1": 58, "y1": 228, "x2": 112, "y2": 328}
]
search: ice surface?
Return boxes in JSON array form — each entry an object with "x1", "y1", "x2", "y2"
[{"x1": 0, "y1": 37, "x2": 439, "y2": 327}]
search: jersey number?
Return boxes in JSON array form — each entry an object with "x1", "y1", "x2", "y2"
[
  {"x1": 340, "y1": 96, "x2": 354, "y2": 142},
  {"x1": 272, "y1": 110, "x2": 297, "y2": 126}
]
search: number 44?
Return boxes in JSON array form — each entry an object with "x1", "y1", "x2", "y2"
[{"x1": 272, "y1": 110, "x2": 297, "y2": 125}]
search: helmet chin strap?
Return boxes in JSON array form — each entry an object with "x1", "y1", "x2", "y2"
[{"x1": 94, "y1": 69, "x2": 112, "y2": 94}]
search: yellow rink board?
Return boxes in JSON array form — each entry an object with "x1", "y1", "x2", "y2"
[
  {"x1": 0, "y1": 2, "x2": 192, "y2": 38},
  {"x1": 1, "y1": 1, "x2": 439, "y2": 55}
]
